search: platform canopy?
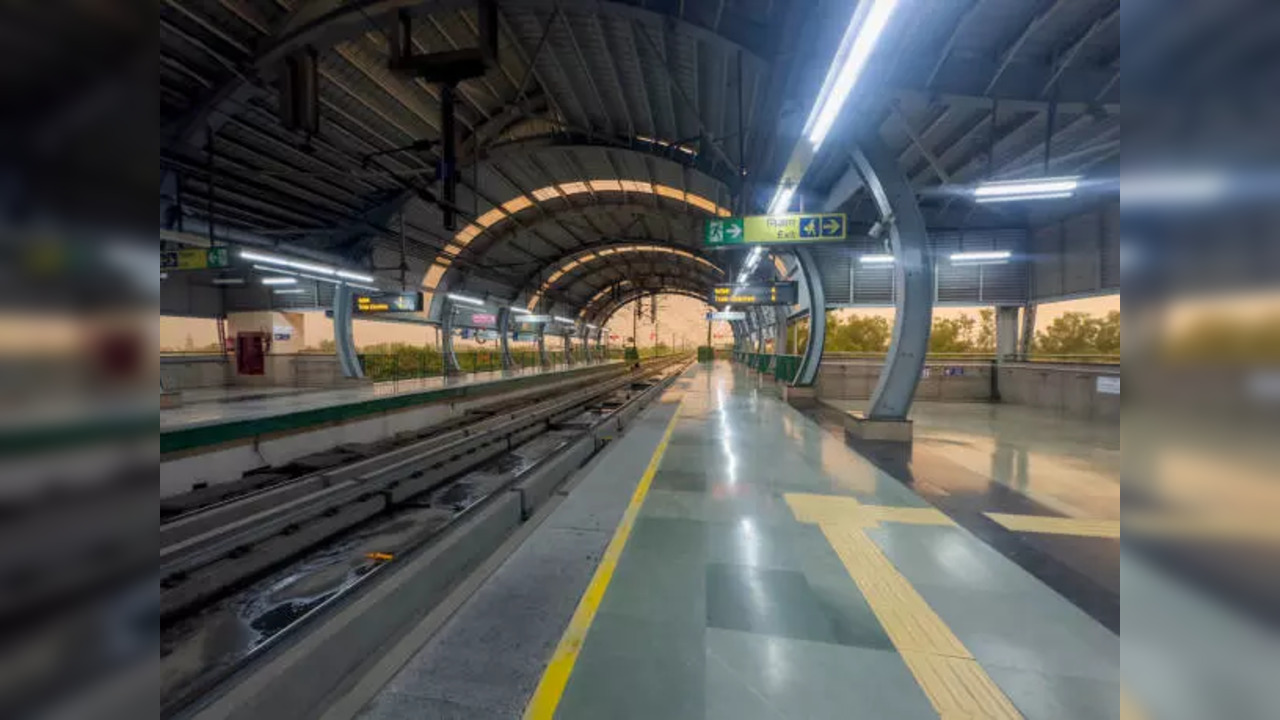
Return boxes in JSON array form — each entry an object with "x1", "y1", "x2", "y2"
[{"x1": 160, "y1": 0, "x2": 1122, "y2": 322}]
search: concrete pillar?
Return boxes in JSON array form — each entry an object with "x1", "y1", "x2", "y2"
[{"x1": 996, "y1": 306, "x2": 1020, "y2": 361}]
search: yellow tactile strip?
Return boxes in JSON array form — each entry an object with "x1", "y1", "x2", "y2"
[
  {"x1": 785, "y1": 493, "x2": 1022, "y2": 719},
  {"x1": 899, "y1": 652, "x2": 1023, "y2": 719},
  {"x1": 786, "y1": 493, "x2": 954, "y2": 528},
  {"x1": 819, "y1": 524, "x2": 969, "y2": 658},
  {"x1": 985, "y1": 513, "x2": 1121, "y2": 538}
]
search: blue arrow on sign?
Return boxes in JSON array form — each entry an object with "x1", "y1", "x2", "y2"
[{"x1": 821, "y1": 216, "x2": 844, "y2": 237}]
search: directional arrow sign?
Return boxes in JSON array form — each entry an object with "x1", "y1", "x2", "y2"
[{"x1": 703, "y1": 213, "x2": 847, "y2": 246}]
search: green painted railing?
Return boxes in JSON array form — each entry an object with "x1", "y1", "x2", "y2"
[{"x1": 774, "y1": 354, "x2": 801, "y2": 383}]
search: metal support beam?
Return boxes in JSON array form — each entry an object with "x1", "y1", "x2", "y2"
[
  {"x1": 1019, "y1": 303, "x2": 1037, "y2": 359},
  {"x1": 792, "y1": 248, "x2": 826, "y2": 386},
  {"x1": 497, "y1": 306, "x2": 514, "y2": 369},
  {"x1": 772, "y1": 304, "x2": 787, "y2": 360},
  {"x1": 536, "y1": 323, "x2": 550, "y2": 367},
  {"x1": 332, "y1": 284, "x2": 363, "y2": 379},
  {"x1": 851, "y1": 137, "x2": 933, "y2": 420},
  {"x1": 441, "y1": 299, "x2": 462, "y2": 374}
]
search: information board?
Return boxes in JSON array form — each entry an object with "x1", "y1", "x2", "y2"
[
  {"x1": 353, "y1": 291, "x2": 423, "y2": 313},
  {"x1": 162, "y1": 247, "x2": 230, "y2": 271},
  {"x1": 711, "y1": 282, "x2": 798, "y2": 305},
  {"x1": 704, "y1": 213, "x2": 846, "y2": 246}
]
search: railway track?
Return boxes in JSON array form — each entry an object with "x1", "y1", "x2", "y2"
[{"x1": 161, "y1": 356, "x2": 690, "y2": 717}]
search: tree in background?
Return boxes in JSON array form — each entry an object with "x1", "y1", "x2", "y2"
[
  {"x1": 975, "y1": 308, "x2": 997, "y2": 353},
  {"x1": 1034, "y1": 310, "x2": 1120, "y2": 357},
  {"x1": 827, "y1": 313, "x2": 891, "y2": 352},
  {"x1": 928, "y1": 313, "x2": 979, "y2": 353}
]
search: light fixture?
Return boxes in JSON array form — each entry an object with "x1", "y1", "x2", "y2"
[
  {"x1": 767, "y1": 187, "x2": 796, "y2": 215},
  {"x1": 447, "y1": 292, "x2": 484, "y2": 306},
  {"x1": 241, "y1": 249, "x2": 335, "y2": 276},
  {"x1": 262, "y1": 276, "x2": 297, "y2": 285},
  {"x1": 241, "y1": 248, "x2": 376, "y2": 283},
  {"x1": 273, "y1": 288, "x2": 306, "y2": 295},
  {"x1": 211, "y1": 277, "x2": 245, "y2": 285},
  {"x1": 975, "y1": 192, "x2": 1074, "y2": 204},
  {"x1": 160, "y1": 272, "x2": 169, "y2": 280},
  {"x1": 803, "y1": 0, "x2": 902, "y2": 149},
  {"x1": 1121, "y1": 172, "x2": 1226, "y2": 206},
  {"x1": 951, "y1": 250, "x2": 1011, "y2": 263},
  {"x1": 972, "y1": 176, "x2": 1080, "y2": 201},
  {"x1": 859, "y1": 254, "x2": 895, "y2": 264},
  {"x1": 509, "y1": 307, "x2": 531, "y2": 315},
  {"x1": 553, "y1": 315, "x2": 576, "y2": 324},
  {"x1": 335, "y1": 269, "x2": 375, "y2": 283}
]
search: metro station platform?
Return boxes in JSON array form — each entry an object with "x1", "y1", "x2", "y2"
[
  {"x1": 159, "y1": 361, "x2": 622, "y2": 497},
  {"x1": 161, "y1": 361, "x2": 615, "y2": 454},
  {"x1": 353, "y1": 361, "x2": 1119, "y2": 720}
]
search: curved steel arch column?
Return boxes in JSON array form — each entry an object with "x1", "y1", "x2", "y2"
[
  {"x1": 497, "y1": 307, "x2": 514, "y2": 370},
  {"x1": 440, "y1": 299, "x2": 462, "y2": 375},
  {"x1": 332, "y1": 284, "x2": 363, "y2": 379},
  {"x1": 792, "y1": 248, "x2": 826, "y2": 386},
  {"x1": 851, "y1": 137, "x2": 935, "y2": 420}
]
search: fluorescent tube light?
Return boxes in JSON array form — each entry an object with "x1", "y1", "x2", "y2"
[
  {"x1": 804, "y1": 0, "x2": 902, "y2": 149},
  {"x1": 951, "y1": 251, "x2": 1011, "y2": 262},
  {"x1": 335, "y1": 269, "x2": 375, "y2": 283},
  {"x1": 211, "y1": 277, "x2": 245, "y2": 285},
  {"x1": 240, "y1": 249, "x2": 336, "y2": 276},
  {"x1": 767, "y1": 187, "x2": 796, "y2": 215},
  {"x1": 262, "y1": 276, "x2": 297, "y2": 285},
  {"x1": 447, "y1": 293, "x2": 484, "y2": 306},
  {"x1": 975, "y1": 192, "x2": 1074, "y2": 203},
  {"x1": 1122, "y1": 173, "x2": 1226, "y2": 205},
  {"x1": 553, "y1": 316, "x2": 576, "y2": 324},
  {"x1": 859, "y1": 254, "x2": 895, "y2": 264},
  {"x1": 509, "y1": 307, "x2": 531, "y2": 315},
  {"x1": 973, "y1": 176, "x2": 1079, "y2": 198},
  {"x1": 273, "y1": 288, "x2": 306, "y2": 295}
]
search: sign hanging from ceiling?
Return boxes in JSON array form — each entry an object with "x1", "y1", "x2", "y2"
[
  {"x1": 162, "y1": 247, "x2": 231, "y2": 271},
  {"x1": 706, "y1": 311, "x2": 746, "y2": 321},
  {"x1": 703, "y1": 213, "x2": 846, "y2": 246},
  {"x1": 353, "y1": 291, "x2": 423, "y2": 313},
  {"x1": 711, "y1": 282, "x2": 798, "y2": 306}
]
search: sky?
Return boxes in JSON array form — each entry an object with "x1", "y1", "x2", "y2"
[{"x1": 157, "y1": 293, "x2": 1122, "y2": 353}]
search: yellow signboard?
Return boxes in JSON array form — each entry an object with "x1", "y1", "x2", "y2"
[
  {"x1": 161, "y1": 247, "x2": 230, "y2": 271},
  {"x1": 704, "y1": 213, "x2": 846, "y2": 246}
]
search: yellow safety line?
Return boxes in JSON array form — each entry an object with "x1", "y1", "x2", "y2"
[
  {"x1": 785, "y1": 493, "x2": 1023, "y2": 719},
  {"x1": 986, "y1": 513, "x2": 1121, "y2": 538},
  {"x1": 523, "y1": 399, "x2": 683, "y2": 720}
]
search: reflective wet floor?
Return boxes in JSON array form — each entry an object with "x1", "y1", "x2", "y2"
[{"x1": 545, "y1": 363, "x2": 1118, "y2": 719}]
